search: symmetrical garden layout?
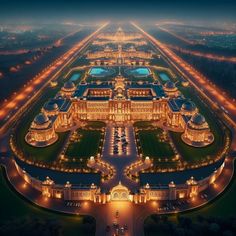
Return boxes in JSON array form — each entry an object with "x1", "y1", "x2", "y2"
[{"x1": 2, "y1": 24, "x2": 233, "y2": 235}]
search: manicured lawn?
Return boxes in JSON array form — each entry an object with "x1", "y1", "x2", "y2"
[
  {"x1": 20, "y1": 132, "x2": 70, "y2": 163},
  {"x1": 13, "y1": 74, "x2": 73, "y2": 164},
  {"x1": 65, "y1": 129, "x2": 102, "y2": 159},
  {"x1": 0, "y1": 167, "x2": 95, "y2": 235},
  {"x1": 13, "y1": 85, "x2": 71, "y2": 163},
  {"x1": 134, "y1": 121, "x2": 154, "y2": 129},
  {"x1": 85, "y1": 121, "x2": 106, "y2": 129},
  {"x1": 170, "y1": 86, "x2": 228, "y2": 163},
  {"x1": 170, "y1": 131, "x2": 219, "y2": 163},
  {"x1": 138, "y1": 129, "x2": 174, "y2": 159}
]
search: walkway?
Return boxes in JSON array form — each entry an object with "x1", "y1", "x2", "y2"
[{"x1": 101, "y1": 124, "x2": 139, "y2": 192}]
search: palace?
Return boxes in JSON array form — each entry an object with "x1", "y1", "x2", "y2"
[
  {"x1": 97, "y1": 27, "x2": 143, "y2": 42},
  {"x1": 15, "y1": 159, "x2": 224, "y2": 203},
  {"x1": 14, "y1": 24, "x2": 229, "y2": 212},
  {"x1": 87, "y1": 45, "x2": 152, "y2": 60},
  {"x1": 25, "y1": 72, "x2": 214, "y2": 148},
  {"x1": 92, "y1": 27, "x2": 148, "y2": 46},
  {"x1": 87, "y1": 45, "x2": 153, "y2": 66}
]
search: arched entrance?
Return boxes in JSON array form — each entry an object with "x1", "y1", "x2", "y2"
[{"x1": 110, "y1": 182, "x2": 130, "y2": 201}]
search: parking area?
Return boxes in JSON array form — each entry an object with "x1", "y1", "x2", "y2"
[
  {"x1": 110, "y1": 126, "x2": 130, "y2": 156},
  {"x1": 103, "y1": 124, "x2": 137, "y2": 158}
]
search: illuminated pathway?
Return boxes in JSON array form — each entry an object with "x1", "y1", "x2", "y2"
[
  {"x1": 0, "y1": 22, "x2": 108, "y2": 135},
  {"x1": 132, "y1": 22, "x2": 236, "y2": 128},
  {"x1": 101, "y1": 124, "x2": 139, "y2": 192}
]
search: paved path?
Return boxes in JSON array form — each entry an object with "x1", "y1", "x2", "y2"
[{"x1": 101, "y1": 124, "x2": 139, "y2": 192}]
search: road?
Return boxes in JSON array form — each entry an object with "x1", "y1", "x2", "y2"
[
  {"x1": 0, "y1": 22, "x2": 108, "y2": 135},
  {"x1": 166, "y1": 43, "x2": 236, "y2": 63},
  {"x1": 132, "y1": 22, "x2": 236, "y2": 129}
]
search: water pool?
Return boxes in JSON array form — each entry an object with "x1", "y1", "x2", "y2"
[
  {"x1": 159, "y1": 72, "x2": 170, "y2": 82},
  {"x1": 89, "y1": 67, "x2": 114, "y2": 77},
  {"x1": 69, "y1": 73, "x2": 81, "y2": 82},
  {"x1": 125, "y1": 67, "x2": 151, "y2": 77}
]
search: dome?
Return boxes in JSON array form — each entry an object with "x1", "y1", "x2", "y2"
[
  {"x1": 191, "y1": 113, "x2": 206, "y2": 125},
  {"x1": 43, "y1": 101, "x2": 58, "y2": 111},
  {"x1": 181, "y1": 101, "x2": 196, "y2": 112},
  {"x1": 164, "y1": 81, "x2": 176, "y2": 89},
  {"x1": 34, "y1": 113, "x2": 49, "y2": 125},
  {"x1": 63, "y1": 81, "x2": 75, "y2": 90}
]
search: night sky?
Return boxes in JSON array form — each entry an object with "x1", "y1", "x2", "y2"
[{"x1": 0, "y1": 0, "x2": 236, "y2": 22}]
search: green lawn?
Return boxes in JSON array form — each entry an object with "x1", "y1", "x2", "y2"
[
  {"x1": 0, "y1": 167, "x2": 95, "y2": 235},
  {"x1": 169, "y1": 86, "x2": 228, "y2": 164},
  {"x1": 13, "y1": 85, "x2": 71, "y2": 164},
  {"x1": 138, "y1": 129, "x2": 175, "y2": 159},
  {"x1": 85, "y1": 121, "x2": 106, "y2": 129},
  {"x1": 13, "y1": 75, "x2": 72, "y2": 164},
  {"x1": 134, "y1": 121, "x2": 154, "y2": 129},
  {"x1": 19, "y1": 132, "x2": 70, "y2": 163},
  {"x1": 65, "y1": 129, "x2": 102, "y2": 159},
  {"x1": 170, "y1": 131, "x2": 219, "y2": 163}
]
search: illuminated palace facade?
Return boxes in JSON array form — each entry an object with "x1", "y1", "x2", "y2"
[
  {"x1": 87, "y1": 44, "x2": 152, "y2": 66},
  {"x1": 97, "y1": 27, "x2": 143, "y2": 42},
  {"x1": 25, "y1": 74, "x2": 214, "y2": 148},
  {"x1": 16, "y1": 161, "x2": 224, "y2": 203},
  {"x1": 92, "y1": 27, "x2": 148, "y2": 46},
  {"x1": 87, "y1": 45, "x2": 152, "y2": 60},
  {"x1": 20, "y1": 27, "x2": 219, "y2": 204}
]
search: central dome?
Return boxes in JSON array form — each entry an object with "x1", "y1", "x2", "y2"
[
  {"x1": 34, "y1": 113, "x2": 49, "y2": 125},
  {"x1": 191, "y1": 113, "x2": 206, "y2": 125}
]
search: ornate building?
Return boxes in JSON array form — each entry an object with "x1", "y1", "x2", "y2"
[
  {"x1": 182, "y1": 113, "x2": 214, "y2": 147},
  {"x1": 15, "y1": 158, "x2": 224, "y2": 203},
  {"x1": 163, "y1": 81, "x2": 179, "y2": 97},
  {"x1": 97, "y1": 27, "x2": 143, "y2": 42},
  {"x1": 87, "y1": 45, "x2": 152, "y2": 64},
  {"x1": 25, "y1": 113, "x2": 58, "y2": 147},
  {"x1": 61, "y1": 81, "x2": 76, "y2": 97},
  {"x1": 25, "y1": 72, "x2": 214, "y2": 148}
]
